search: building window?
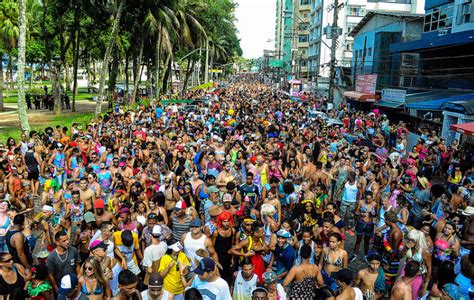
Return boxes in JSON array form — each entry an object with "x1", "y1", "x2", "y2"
[
  {"x1": 367, "y1": 47, "x2": 372, "y2": 56},
  {"x1": 367, "y1": 0, "x2": 411, "y2": 3},
  {"x1": 457, "y1": 2, "x2": 472, "y2": 24},
  {"x1": 346, "y1": 23, "x2": 358, "y2": 34},
  {"x1": 346, "y1": 41, "x2": 354, "y2": 51},
  {"x1": 299, "y1": 22, "x2": 310, "y2": 30},
  {"x1": 301, "y1": 0, "x2": 310, "y2": 5},
  {"x1": 347, "y1": 5, "x2": 366, "y2": 17},
  {"x1": 424, "y1": 4, "x2": 453, "y2": 32},
  {"x1": 301, "y1": 60, "x2": 308, "y2": 67},
  {"x1": 298, "y1": 34, "x2": 309, "y2": 42}
]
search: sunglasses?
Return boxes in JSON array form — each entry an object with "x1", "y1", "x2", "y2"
[
  {"x1": 85, "y1": 266, "x2": 94, "y2": 271},
  {"x1": 1, "y1": 258, "x2": 12, "y2": 263}
]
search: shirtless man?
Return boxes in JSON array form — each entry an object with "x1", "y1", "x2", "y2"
[
  {"x1": 79, "y1": 178, "x2": 95, "y2": 212},
  {"x1": 93, "y1": 199, "x2": 115, "y2": 225},
  {"x1": 382, "y1": 211, "x2": 404, "y2": 292},
  {"x1": 301, "y1": 158, "x2": 316, "y2": 182},
  {"x1": 331, "y1": 268, "x2": 362, "y2": 300},
  {"x1": 390, "y1": 260, "x2": 420, "y2": 300},
  {"x1": 109, "y1": 157, "x2": 120, "y2": 176},
  {"x1": 311, "y1": 162, "x2": 330, "y2": 189},
  {"x1": 355, "y1": 253, "x2": 385, "y2": 299},
  {"x1": 119, "y1": 160, "x2": 134, "y2": 185}
]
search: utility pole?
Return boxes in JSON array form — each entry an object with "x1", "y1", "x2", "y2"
[
  {"x1": 328, "y1": 0, "x2": 340, "y2": 113},
  {"x1": 204, "y1": 38, "x2": 209, "y2": 83}
]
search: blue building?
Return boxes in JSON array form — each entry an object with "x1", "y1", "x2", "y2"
[
  {"x1": 390, "y1": 0, "x2": 474, "y2": 142},
  {"x1": 350, "y1": 12, "x2": 423, "y2": 90}
]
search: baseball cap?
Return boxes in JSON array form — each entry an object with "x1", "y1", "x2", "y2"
[
  {"x1": 169, "y1": 242, "x2": 183, "y2": 252},
  {"x1": 263, "y1": 271, "x2": 277, "y2": 284},
  {"x1": 192, "y1": 257, "x2": 215, "y2": 275},
  {"x1": 207, "y1": 185, "x2": 219, "y2": 193},
  {"x1": 276, "y1": 229, "x2": 291, "y2": 238},
  {"x1": 93, "y1": 199, "x2": 105, "y2": 209},
  {"x1": 175, "y1": 200, "x2": 187, "y2": 210},
  {"x1": 121, "y1": 230, "x2": 134, "y2": 247},
  {"x1": 151, "y1": 225, "x2": 162, "y2": 237},
  {"x1": 190, "y1": 219, "x2": 202, "y2": 227},
  {"x1": 148, "y1": 273, "x2": 164, "y2": 288},
  {"x1": 83, "y1": 211, "x2": 96, "y2": 224},
  {"x1": 58, "y1": 274, "x2": 78, "y2": 296},
  {"x1": 222, "y1": 193, "x2": 232, "y2": 202},
  {"x1": 89, "y1": 240, "x2": 108, "y2": 251},
  {"x1": 331, "y1": 268, "x2": 353, "y2": 285}
]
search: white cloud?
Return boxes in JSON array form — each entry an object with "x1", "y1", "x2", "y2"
[{"x1": 235, "y1": 0, "x2": 276, "y2": 58}]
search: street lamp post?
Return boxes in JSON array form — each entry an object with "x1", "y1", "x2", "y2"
[{"x1": 52, "y1": 55, "x2": 62, "y2": 115}]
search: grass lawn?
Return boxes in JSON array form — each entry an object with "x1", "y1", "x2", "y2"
[{"x1": 0, "y1": 112, "x2": 95, "y2": 143}]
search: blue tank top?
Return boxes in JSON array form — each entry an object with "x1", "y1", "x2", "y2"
[
  {"x1": 90, "y1": 162, "x2": 100, "y2": 174},
  {"x1": 70, "y1": 156, "x2": 78, "y2": 169},
  {"x1": 53, "y1": 152, "x2": 65, "y2": 168},
  {"x1": 98, "y1": 171, "x2": 112, "y2": 190}
]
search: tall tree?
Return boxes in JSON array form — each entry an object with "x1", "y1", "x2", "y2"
[
  {"x1": 95, "y1": 0, "x2": 125, "y2": 116},
  {"x1": 17, "y1": 0, "x2": 30, "y2": 133}
]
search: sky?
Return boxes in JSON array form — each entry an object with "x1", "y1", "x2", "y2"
[{"x1": 235, "y1": 0, "x2": 276, "y2": 58}]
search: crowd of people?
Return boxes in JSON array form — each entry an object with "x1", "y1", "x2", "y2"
[{"x1": 0, "y1": 74, "x2": 473, "y2": 300}]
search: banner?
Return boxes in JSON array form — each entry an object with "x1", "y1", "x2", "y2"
[{"x1": 355, "y1": 74, "x2": 377, "y2": 94}]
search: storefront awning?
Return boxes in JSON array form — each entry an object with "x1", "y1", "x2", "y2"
[
  {"x1": 450, "y1": 122, "x2": 474, "y2": 136},
  {"x1": 375, "y1": 100, "x2": 403, "y2": 108},
  {"x1": 343, "y1": 91, "x2": 378, "y2": 102}
]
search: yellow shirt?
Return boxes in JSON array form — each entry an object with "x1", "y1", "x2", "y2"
[
  {"x1": 158, "y1": 253, "x2": 190, "y2": 295},
  {"x1": 112, "y1": 231, "x2": 140, "y2": 266}
]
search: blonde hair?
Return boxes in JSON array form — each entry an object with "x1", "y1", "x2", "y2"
[
  {"x1": 407, "y1": 229, "x2": 428, "y2": 254},
  {"x1": 261, "y1": 203, "x2": 277, "y2": 222}
]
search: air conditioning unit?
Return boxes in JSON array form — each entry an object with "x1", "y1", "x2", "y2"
[{"x1": 438, "y1": 29, "x2": 448, "y2": 36}]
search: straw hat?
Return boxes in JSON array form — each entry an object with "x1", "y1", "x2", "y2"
[
  {"x1": 417, "y1": 176, "x2": 429, "y2": 189},
  {"x1": 462, "y1": 206, "x2": 474, "y2": 216},
  {"x1": 208, "y1": 205, "x2": 223, "y2": 217}
]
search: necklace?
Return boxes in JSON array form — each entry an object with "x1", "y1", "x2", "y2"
[{"x1": 56, "y1": 248, "x2": 69, "y2": 263}]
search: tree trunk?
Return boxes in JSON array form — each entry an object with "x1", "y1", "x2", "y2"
[
  {"x1": 65, "y1": 63, "x2": 71, "y2": 91},
  {"x1": 29, "y1": 63, "x2": 33, "y2": 89},
  {"x1": 71, "y1": 3, "x2": 80, "y2": 112},
  {"x1": 0, "y1": 52, "x2": 4, "y2": 112},
  {"x1": 131, "y1": 35, "x2": 144, "y2": 104},
  {"x1": 125, "y1": 50, "x2": 129, "y2": 97},
  {"x1": 162, "y1": 55, "x2": 171, "y2": 94},
  {"x1": 155, "y1": 27, "x2": 162, "y2": 101},
  {"x1": 8, "y1": 54, "x2": 14, "y2": 90},
  {"x1": 107, "y1": 52, "x2": 119, "y2": 109},
  {"x1": 17, "y1": 0, "x2": 30, "y2": 133},
  {"x1": 182, "y1": 58, "x2": 193, "y2": 94},
  {"x1": 95, "y1": 0, "x2": 125, "y2": 116},
  {"x1": 52, "y1": 62, "x2": 61, "y2": 115}
]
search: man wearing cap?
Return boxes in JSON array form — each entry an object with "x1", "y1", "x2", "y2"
[
  {"x1": 57, "y1": 274, "x2": 80, "y2": 300},
  {"x1": 188, "y1": 257, "x2": 232, "y2": 300},
  {"x1": 204, "y1": 205, "x2": 222, "y2": 238},
  {"x1": 267, "y1": 229, "x2": 296, "y2": 283},
  {"x1": 143, "y1": 225, "x2": 168, "y2": 285},
  {"x1": 113, "y1": 229, "x2": 142, "y2": 275},
  {"x1": 90, "y1": 240, "x2": 114, "y2": 281},
  {"x1": 141, "y1": 273, "x2": 168, "y2": 300},
  {"x1": 158, "y1": 242, "x2": 190, "y2": 299},
  {"x1": 90, "y1": 222, "x2": 115, "y2": 260},
  {"x1": 262, "y1": 271, "x2": 286, "y2": 300},
  {"x1": 203, "y1": 185, "x2": 221, "y2": 223},
  {"x1": 94, "y1": 198, "x2": 115, "y2": 225},
  {"x1": 181, "y1": 218, "x2": 219, "y2": 269},
  {"x1": 331, "y1": 268, "x2": 363, "y2": 300}
]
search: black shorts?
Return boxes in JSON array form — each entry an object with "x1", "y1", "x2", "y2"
[
  {"x1": 355, "y1": 220, "x2": 374, "y2": 237},
  {"x1": 28, "y1": 169, "x2": 39, "y2": 181}
]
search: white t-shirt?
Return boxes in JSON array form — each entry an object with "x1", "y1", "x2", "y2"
[
  {"x1": 142, "y1": 242, "x2": 168, "y2": 268},
  {"x1": 354, "y1": 287, "x2": 363, "y2": 300},
  {"x1": 141, "y1": 289, "x2": 170, "y2": 300},
  {"x1": 191, "y1": 276, "x2": 232, "y2": 300}
]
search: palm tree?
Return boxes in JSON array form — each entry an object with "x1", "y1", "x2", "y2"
[
  {"x1": 0, "y1": 1, "x2": 19, "y2": 90},
  {"x1": 144, "y1": 0, "x2": 178, "y2": 100},
  {"x1": 95, "y1": 0, "x2": 125, "y2": 116},
  {"x1": 17, "y1": 0, "x2": 30, "y2": 133}
]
